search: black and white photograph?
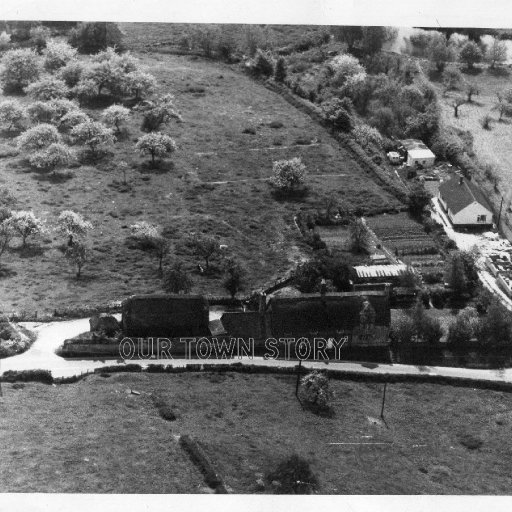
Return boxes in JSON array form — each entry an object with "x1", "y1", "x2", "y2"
[{"x1": 2, "y1": 0, "x2": 512, "y2": 509}]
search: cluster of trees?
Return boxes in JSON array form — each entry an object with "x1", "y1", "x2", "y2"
[
  {"x1": 0, "y1": 44, "x2": 182, "y2": 169},
  {"x1": 0, "y1": 205, "x2": 93, "y2": 278},
  {"x1": 391, "y1": 299, "x2": 443, "y2": 344},
  {"x1": 407, "y1": 31, "x2": 507, "y2": 71},
  {"x1": 129, "y1": 224, "x2": 247, "y2": 297}
]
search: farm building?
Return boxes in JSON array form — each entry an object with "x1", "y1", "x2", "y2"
[
  {"x1": 399, "y1": 139, "x2": 436, "y2": 168},
  {"x1": 352, "y1": 264, "x2": 409, "y2": 286},
  {"x1": 121, "y1": 294, "x2": 210, "y2": 337},
  {"x1": 265, "y1": 291, "x2": 391, "y2": 347},
  {"x1": 438, "y1": 176, "x2": 493, "y2": 228}
]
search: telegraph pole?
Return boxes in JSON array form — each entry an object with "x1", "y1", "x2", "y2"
[{"x1": 497, "y1": 196, "x2": 504, "y2": 228}]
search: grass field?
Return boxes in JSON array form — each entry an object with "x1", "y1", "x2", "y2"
[
  {"x1": 437, "y1": 66, "x2": 512, "y2": 218},
  {"x1": 2, "y1": 371, "x2": 512, "y2": 494},
  {"x1": 0, "y1": 47, "x2": 402, "y2": 315}
]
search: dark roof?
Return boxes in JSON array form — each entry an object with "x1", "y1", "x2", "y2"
[
  {"x1": 268, "y1": 292, "x2": 390, "y2": 338},
  {"x1": 438, "y1": 176, "x2": 493, "y2": 215},
  {"x1": 400, "y1": 139, "x2": 429, "y2": 151},
  {"x1": 122, "y1": 294, "x2": 210, "y2": 337}
]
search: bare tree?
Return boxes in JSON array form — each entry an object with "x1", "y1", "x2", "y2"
[{"x1": 451, "y1": 97, "x2": 466, "y2": 118}]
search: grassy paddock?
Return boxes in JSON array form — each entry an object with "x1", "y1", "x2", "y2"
[
  {"x1": 1, "y1": 371, "x2": 512, "y2": 493},
  {"x1": 0, "y1": 50, "x2": 400, "y2": 314}
]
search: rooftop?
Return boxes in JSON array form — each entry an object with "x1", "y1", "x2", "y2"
[
  {"x1": 438, "y1": 176, "x2": 493, "y2": 215},
  {"x1": 353, "y1": 264, "x2": 408, "y2": 279}
]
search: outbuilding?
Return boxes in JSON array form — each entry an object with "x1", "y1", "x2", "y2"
[{"x1": 399, "y1": 139, "x2": 436, "y2": 168}]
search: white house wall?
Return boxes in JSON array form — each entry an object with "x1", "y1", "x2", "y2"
[{"x1": 452, "y1": 201, "x2": 493, "y2": 225}]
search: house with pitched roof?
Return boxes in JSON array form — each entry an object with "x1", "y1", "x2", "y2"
[{"x1": 438, "y1": 176, "x2": 493, "y2": 228}]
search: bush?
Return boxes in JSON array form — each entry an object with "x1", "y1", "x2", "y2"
[
  {"x1": 0, "y1": 48, "x2": 41, "y2": 92},
  {"x1": 69, "y1": 22, "x2": 125, "y2": 54},
  {"x1": 1, "y1": 369, "x2": 53, "y2": 384},
  {"x1": 390, "y1": 315, "x2": 416, "y2": 343},
  {"x1": 269, "y1": 157, "x2": 307, "y2": 194},
  {"x1": 24, "y1": 76, "x2": 70, "y2": 101},
  {"x1": 59, "y1": 110, "x2": 90, "y2": 132},
  {"x1": 321, "y1": 98, "x2": 353, "y2": 132},
  {"x1": 253, "y1": 49, "x2": 274, "y2": 77},
  {"x1": 298, "y1": 371, "x2": 333, "y2": 414},
  {"x1": 58, "y1": 60, "x2": 84, "y2": 88},
  {"x1": 151, "y1": 394, "x2": 177, "y2": 421},
  {"x1": 431, "y1": 286, "x2": 447, "y2": 309},
  {"x1": 274, "y1": 56, "x2": 287, "y2": 82},
  {"x1": 28, "y1": 143, "x2": 74, "y2": 173},
  {"x1": 0, "y1": 100, "x2": 26, "y2": 131},
  {"x1": 44, "y1": 39, "x2": 77, "y2": 71},
  {"x1": 266, "y1": 454, "x2": 318, "y2": 494},
  {"x1": 17, "y1": 124, "x2": 61, "y2": 152}
]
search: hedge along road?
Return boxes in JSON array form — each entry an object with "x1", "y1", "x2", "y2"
[{"x1": 2, "y1": 315, "x2": 512, "y2": 383}]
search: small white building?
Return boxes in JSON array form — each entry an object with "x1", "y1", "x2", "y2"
[
  {"x1": 400, "y1": 139, "x2": 436, "y2": 168},
  {"x1": 387, "y1": 151, "x2": 401, "y2": 165},
  {"x1": 438, "y1": 176, "x2": 493, "y2": 227}
]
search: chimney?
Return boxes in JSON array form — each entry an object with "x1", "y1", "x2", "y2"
[{"x1": 459, "y1": 176, "x2": 463, "y2": 185}]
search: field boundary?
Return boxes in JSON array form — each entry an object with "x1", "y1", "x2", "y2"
[{"x1": 4, "y1": 362, "x2": 512, "y2": 393}]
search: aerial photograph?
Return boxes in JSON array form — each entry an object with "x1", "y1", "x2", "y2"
[{"x1": 2, "y1": 13, "x2": 512, "y2": 501}]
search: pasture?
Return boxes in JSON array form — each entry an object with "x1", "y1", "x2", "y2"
[
  {"x1": 0, "y1": 49, "x2": 401, "y2": 315},
  {"x1": 2, "y1": 371, "x2": 512, "y2": 493}
]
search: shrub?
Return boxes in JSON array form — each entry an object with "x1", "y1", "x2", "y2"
[
  {"x1": 25, "y1": 76, "x2": 70, "y2": 101},
  {"x1": 222, "y1": 257, "x2": 246, "y2": 298},
  {"x1": 65, "y1": 241, "x2": 88, "y2": 279},
  {"x1": 274, "y1": 56, "x2": 287, "y2": 82},
  {"x1": 447, "y1": 307, "x2": 479, "y2": 345},
  {"x1": 68, "y1": 22, "x2": 125, "y2": 54},
  {"x1": 349, "y1": 217, "x2": 371, "y2": 253},
  {"x1": 298, "y1": 371, "x2": 333, "y2": 414},
  {"x1": 135, "y1": 132, "x2": 177, "y2": 166},
  {"x1": 269, "y1": 157, "x2": 307, "y2": 194},
  {"x1": 0, "y1": 100, "x2": 26, "y2": 131},
  {"x1": 102, "y1": 104, "x2": 130, "y2": 134},
  {"x1": 130, "y1": 221, "x2": 170, "y2": 271},
  {"x1": 480, "y1": 114, "x2": 492, "y2": 130},
  {"x1": 163, "y1": 261, "x2": 193, "y2": 294},
  {"x1": 44, "y1": 39, "x2": 77, "y2": 71},
  {"x1": 17, "y1": 124, "x2": 61, "y2": 152},
  {"x1": 59, "y1": 109, "x2": 89, "y2": 132},
  {"x1": 29, "y1": 25, "x2": 51, "y2": 53},
  {"x1": 266, "y1": 454, "x2": 318, "y2": 494},
  {"x1": 72, "y1": 79, "x2": 98, "y2": 107},
  {"x1": 353, "y1": 124, "x2": 382, "y2": 148},
  {"x1": 151, "y1": 394, "x2": 177, "y2": 421},
  {"x1": 328, "y1": 53, "x2": 366, "y2": 87},
  {"x1": 390, "y1": 315, "x2": 416, "y2": 343},
  {"x1": 58, "y1": 60, "x2": 84, "y2": 88},
  {"x1": 1, "y1": 369, "x2": 53, "y2": 384},
  {"x1": 442, "y1": 65, "x2": 463, "y2": 91},
  {"x1": 0, "y1": 48, "x2": 41, "y2": 92},
  {"x1": 253, "y1": 49, "x2": 274, "y2": 77},
  {"x1": 321, "y1": 98, "x2": 353, "y2": 132},
  {"x1": 136, "y1": 94, "x2": 182, "y2": 132},
  {"x1": 28, "y1": 143, "x2": 74, "y2": 174},
  {"x1": 0, "y1": 31, "x2": 11, "y2": 51},
  {"x1": 71, "y1": 120, "x2": 115, "y2": 157}
]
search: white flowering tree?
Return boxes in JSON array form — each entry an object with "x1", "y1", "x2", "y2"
[
  {"x1": 17, "y1": 124, "x2": 61, "y2": 152},
  {"x1": 0, "y1": 100, "x2": 26, "y2": 131},
  {"x1": 56, "y1": 210, "x2": 93, "y2": 246},
  {"x1": 136, "y1": 94, "x2": 182, "y2": 132},
  {"x1": 130, "y1": 221, "x2": 170, "y2": 271},
  {"x1": 0, "y1": 48, "x2": 41, "y2": 92},
  {"x1": 6, "y1": 210, "x2": 45, "y2": 247},
  {"x1": 59, "y1": 110, "x2": 90, "y2": 132},
  {"x1": 43, "y1": 39, "x2": 77, "y2": 72},
  {"x1": 123, "y1": 71, "x2": 157, "y2": 100},
  {"x1": 24, "y1": 76, "x2": 70, "y2": 101},
  {"x1": 102, "y1": 105, "x2": 130, "y2": 134},
  {"x1": 135, "y1": 132, "x2": 176, "y2": 166},
  {"x1": 328, "y1": 54, "x2": 366, "y2": 87},
  {"x1": 72, "y1": 79, "x2": 98, "y2": 106},
  {"x1": 58, "y1": 60, "x2": 84, "y2": 88},
  {"x1": 28, "y1": 143, "x2": 74, "y2": 174},
  {"x1": 26, "y1": 101, "x2": 58, "y2": 124},
  {"x1": 70, "y1": 120, "x2": 115, "y2": 158},
  {"x1": 269, "y1": 157, "x2": 307, "y2": 193}
]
